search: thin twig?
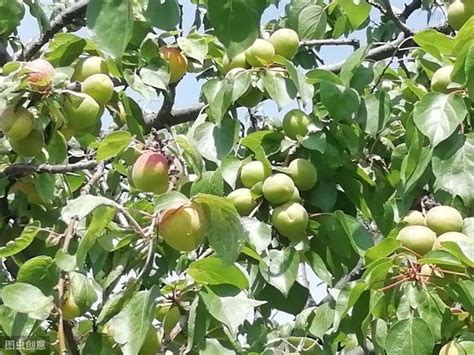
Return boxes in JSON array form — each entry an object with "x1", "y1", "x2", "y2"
[
  {"x1": 380, "y1": 0, "x2": 413, "y2": 36},
  {"x1": 1, "y1": 160, "x2": 98, "y2": 178},
  {"x1": 301, "y1": 38, "x2": 360, "y2": 48},
  {"x1": 80, "y1": 162, "x2": 105, "y2": 196}
]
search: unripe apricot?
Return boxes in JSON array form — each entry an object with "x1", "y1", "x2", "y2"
[
  {"x1": 402, "y1": 210, "x2": 426, "y2": 226},
  {"x1": 240, "y1": 161, "x2": 270, "y2": 188},
  {"x1": 396, "y1": 225, "x2": 437, "y2": 255},
  {"x1": 237, "y1": 87, "x2": 264, "y2": 108},
  {"x1": 160, "y1": 47, "x2": 188, "y2": 83},
  {"x1": 72, "y1": 56, "x2": 108, "y2": 81},
  {"x1": 160, "y1": 202, "x2": 208, "y2": 251},
  {"x1": 131, "y1": 151, "x2": 169, "y2": 194},
  {"x1": 431, "y1": 66, "x2": 454, "y2": 93},
  {"x1": 426, "y1": 206, "x2": 463, "y2": 235},
  {"x1": 269, "y1": 28, "x2": 300, "y2": 60},
  {"x1": 439, "y1": 341, "x2": 464, "y2": 355},
  {"x1": 288, "y1": 158, "x2": 317, "y2": 191},
  {"x1": 9, "y1": 129, "x2": 44, "y2": 157},
  {"x1": 163, "y1": 306, "x2": 181, "y2": 336},
  {"x1": 272, "y1": 202, "x2": 308, "y2": 241},
  {"x1": 25, "y1": 59, "x2": 55, "y2": 91},
  {"x1": 139, "y1": 327, "x2": 161, "y2": 355},
  {"x1": 262, "y1": 173, "x2": 296, "y2": 205},
  {"x1": 62, "y1": 291, "x2": 81, "y2": 320},
  {"x1": 448, "y1": 1, "x2": 471, "y2": 30},
  {"x1": 282, "y1": 109, "x2": 309, "y2": 140},
  {"x1": 0, "y1": 106, "x2": 33, "y2": 140},
  {"x1": 228, "y1": 188, "x2": 257, "y2": 216},
  {"x1": 221, "y1": 52, "x2": 248, "y2": 73},
  {"x1": 245, "y1": 39, "x2": 275, "y2": 67},
  {"x1": 64, "y1": 93, "x2": 101, "y2": 131},
  {"x1": 436, "y1": 231, "x2": 470, "y2": 247},
  {"x1": 13, "y1": 180, "x2": 43, "y2": 204},
  {"x1": 81, "y1": 73, "x2": 114, "y2": 105}
]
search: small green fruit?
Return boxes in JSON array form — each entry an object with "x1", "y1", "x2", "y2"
[
  {"x1": 426, "y1": 206, "x2": 463, "y2": 235},
  {"x1": 9, "y1": 129, "x2": 44, "y2": 157},
  {"x1": 402, "y1": 210, "x2": 426, "y2": 226},
  {"x1": 437, "y1": 231, "x2": 470, "y2": 245},
  {"x1": 73, "y1": 56, "x2": 108, "y2": 81},
  {"x1": 81, "y1": 73, "x2": 114, "y2": 105},
  {"x1": 221, "y1": 52, "x2": 248, "y2": 73},
  {"x1": 431, "y1": 66, "x2": 454, "y2": 93},
  {"x1": 228, "y1": 188, "x2": 257, "y2": 216},
  {"x1": 160, "y1": 202, "x2": 208, "y2": 251},
  {"x1": 269, "y1": 28, "x2": 300, "y2": 60},
  {"x1": 245, "y1": 39, "x2": 275, "y2": 67},
  {"x1": 282, "y1": 109, "x2": 309, "y2": 140},
  {"x1": 0, "y1": 106, "x2": 33, "y2": 140},
  {"x1": 396, "y1": 225, "x2": 437, "y2": 255},
  {"x1": 240, "y1": 161, "x2": 270, "y2": 188},
  {"x1": 131, "y1": 151, "x2": 169, "y2": 194},
  {"x1": 448, "y1": 1, "x2": 471, "y2": 30},
  {"x1": 439, "y1": 341, "x2": 465, "y2": 355},
  {"x1": 237, "y1": 87, "x2": 264, "y2": 108},
  {"x1": 139, "y1": 327, "x2": 161, "y2": 355},
  {"x1": 163, "y1": 306, "x2": 181, "y2": 336},
  {"x1": 288, "y1": 158, "x2": 317, "y2": 191},
  {"x1": 62, "y1": 291, "x2": 81, "y2": 320},
  {"x1": 272, "y1": 202, "x2": 308, "y2": 241},
  {"x1": 64, "y1": 93, "x2": 101, "y2": 131},
  {"x1": 262, "y1": 173, "x2": 296, "y2": 205}
]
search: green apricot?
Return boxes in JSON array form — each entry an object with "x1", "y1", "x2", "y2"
[
  {"x1": 431, "y1": 66, "x2": 454, "y2": 93},
  {"x1": 139, "y1": 327, "x2": 161, "y2": 355},
  {"x1": 262, "y1": 173, "x2": 296, "y2": 205},
  {"x1": 439, "y1": 341, "x2": 465, "y2": 355},
  {"x1": 64, "y1": 93, "x2": 101, "y2": 131},
  {"x1": 396, "y1": 225, "x2": 437, "y2": 255},
  {"x1": 0, "y1": 106, "x2": 33, "y2": 140},
  {"x1": 448, "y1": 1, "x2": 471, "y2": 30},
  {"x1": 237, "y1": 86, "x2": 264, "y2": 108},
  {"x1": 9, "y1": 129, "x2": 44, "y2": 157},
  {"x1": 282, "y1": 109, "x2": 309, "y2": 140},
  {"x1": 240, "y1": 161, "x2": 270, "y2": 188},
  {"x1": 245, "y1": 39, "x2": 275, "y2": 67},
  {"x1": 81, "y1": 73, "x2": 114, "y2": 105},
  {"x1": 221, "y1": 52, "x2": 248, "y2": 73},
  {"x1": 72, "y1": 56, "x2": 108, "y2": 81},
  {"x1": 228, "y1": 188, "x2": 257, "y2": 216},
  {"x1": 131, "y1": 151, "x2": 169, "y2": 194},
  {"x1": 288, "y1": 158, "x2": 317, "y2": 191},
  {"x1": 62, "y1": 291, "x2": 81, "y2": 320},
  {"x1": 402, "y1": 210, "x2": 426, "y2": 226},
  {"x1": 269, "y1": 28, "x2": 300, "y2": 60},
  {"x1": 272, "y1": 202, "x2": 308, "y2": 241},
  {"x1": 436, "y1": 231, "x2": 470, "y2": 248},
  {"x1": 426, "y1": 206, "x2": 463, "y2": 235}
]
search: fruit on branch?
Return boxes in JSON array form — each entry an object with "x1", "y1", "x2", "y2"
[
  {"x1": 237, "y1": 86, "x2": 264, "y2": 108},
  {"x1": 9, "y1": 129, "x2": 44, "y2": 157},
  {"x1": 163, "y1": 306, "x2": 181, "y2": 336},
  {"x1": 139, "y1": 327, "x2": 161, "y2": 355},
  {"x1": 402, "y1": 210, "x2": 426, "y2": 226},
  {"x1": 290, "y1": 187, "x2": 301, "y2": 202},
  {"x1": 426, "y1": 206, "x2": 463, "y2": 235},
  {"x1": 435, "y1": 231, "x2": 470, "y2": 248},
  {"x1": 447, "y1": 1, "x2": 472, "y2": 30},
  {"x1": 396, "y1": 225, "x2": 437, "y2": 255},
  {"x1": 439, "y1": 341, "x2": 465, "y2": 355},
  {"x1": 62, "y1": 290, "x2": 81, "y2": 320},
  {"x1": 272, "y1": 202, "x2": 308, "y2": 241},
  {"x1": 262, "y1": 173, "x2": 296, "y2": 205},
  {"x1": 282, "y1": 109, "x2": 309, "y2": 140},
  {"x1": 25, "y1": 58, "x2": 55, "y2": 90},
  {"x1": 63, "y1": 93, "x2": 102, "y2": 131},
  {"x1": 130, "y1": 151, "x2": 169, "y2": 194},
  {"x1": 0, "y1": 106, "x2": 33, "y2": 140},
  {"x1": 240, "y1": 160, "x2": 270, "y2": 188},
  {"x1": 13, "y1": 180, "x2": 43, "y2": 204},
  {"x1": 160, "y1": 202, "x2": 208, "y2": 251},
  {"x1": 269, "y1": 28, "x2": 300, "y2": 60},
  {"x1": 430, "y1": 66, "x2": 454, "y2": 93},
  {"x1": 160, "y1": 47, "x2": 188, "y2": 83},
  {"x1": 245, "y1": 39, "x2": 275, "y2": 67},
  {"x1": 288, "y1": 158, "x2": 317, "y2": 191},
  {"x1": 221, "y1": 52, "x2": 248, "y2": 73},
  {"x1": 81, "y1": 73, "x2": 114, "y2": 105},
  {"x1": 227, "y1": 188, "x2": 258, "y2": 216},
  {"x1": 72, "y1": 56, "x2": 108, "y2": 81}
]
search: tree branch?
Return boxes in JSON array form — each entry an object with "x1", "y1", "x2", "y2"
[
  {"x1": 380, "y1": 0, "x2": 413, "y2": 36},
  {"x1": 301, "y1": 38, "x2": 360, "y2": 48},
  {"x1": 400, "y1": 0, "x2": 422, "y2": 21},
  {"x1": 20, "y1": 0, "x2": 89, "y2": 61},
  {"x1": 1, "y1": 160, "x2": 98, "y2": 178},
  {"x1": 147, "y1": 104, "x2": 205, "y2": 130}
]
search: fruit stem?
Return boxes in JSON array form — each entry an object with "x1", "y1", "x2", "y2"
[{"x1": 377, "y1": 276, "x2": 410, "y2": 291}]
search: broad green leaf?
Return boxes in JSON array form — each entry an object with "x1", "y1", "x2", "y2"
[
  {"x1": 309, "y1": 303, "x2": 334, "y2": 339},
  {"x1": 206, "y1": 0, "x2": 266, "y2": 57},
  {"x1": 294, "y1": 5, "x2": 326, "y2": 40},
  {"x1": 0, "y1": 0, "x2": 24, "y2": 35},
  {"x1": 86, "y1": 0, "x2": 133, "y2": 58},
  {"x1": 333, "y1": 280, "x2": 367, "y2": 329},
  {"x1": 96, "y1": 282, "x2": 139, "y2": 325},
  {"x1": 259, "y1": 248, "x2": 299, "y2": 297},
  {"x1": 413, "y1": 29, "x2": 453, "y2": 59},
  {"x1": 47, "y1": 130, "x2": 68, "y2": 164},
  {"x1": 190, "y1": 169, "x2": 224, "y2": 196},
  {"x1": 202, "y1": 79, "x2": 233, "y2": 123},
  {"x1": 432, "y1": 134, "x2": 474, "y2": 206},
  {"x1": 221, "y1": 156, "x2": 241, "y2": 189},
  {"x1": 446, "y1": 279, "x2": 474, "y2": 313},
  {"x1": 44, "y1": 33, "x2": 86, "y2": 67},
  {"x1": 175, "y1": 135, "x2": 204, "y2": 176},
  {"x1": 154, "y1": 191, "x2": 190, "y2": 212},
  {"x1": 339, "y1": 0, "x2": 371, "y2": 29},
  {"x1": 109, "y1": 287, "x2": 160, "y2": 355},
  {"x1": 0, "y1": 221, "x2": 40, "y2": 258},
  {"x1": 146, "y1": 0, "x2": 180, "y2": 31},
  {"x1": 413, "y1": 93, "x2": 467, "y2": 147},
  {"x1": 186, "y1": 296, "x2": 208, "y2": 353},
  {"x1": 61, "y1": 195, "x2": 117, "y2": 222},
  {"x1": 304, "y1": 251, "x2": 333, "y2": 285},
  {"x1": 97, "y1": 131, "x2": 132, "y2": 161},
  {"x1": 55, "y1": 249, "x2": 76, "y2": 272},
  {"x1": 178, "y1": 32, "x2": 209, "y2": 63},
  {"x1": 320, "y1": 81, "x2": 360, "y2": 120},
  {"x1": 364, "y1": 238, "x2": 401, "y2": 264},
  {"x1": 283, "y1": 58, "x2": 314, "y2": 106},
  {"x1": 140, "y1": 66, "x2": 169, "y2": 91},
  {"x1": 300, "y1": 132, "x2": 327, "y2": 153},
  {"x1": 262, "y1": 70, "x2": 297, "y2": 110},
  {"x1": 69, "y1": 271, "x2": 99, "y2": 312},
  {"x1": 200, "y1": 285, "x2": 265, "y2": 336},
  {"x1": 242, "y1": 217, "x2": 272, "y2": 254},
  {"x1": 188, "y1": 257, "x2": 249, "y2": 289},
  {"x1": 17, "y1": 256, "x2": 59, "y2": 295},
  {"x1": 358, "y1": 92, "x2": 391, "y2": 137},
  {"x1": 34, "y1": 173, "x2": 55, "y2": 203},
  {"x1": 385, "y1": 318, "x2": 434, "y2": 355},
  {"x1": 1, "y1": 283, "x2": 53, "y2": 315},
  {"x1": 0, "y1": 306, "x2": 36, "y2": 338},
  {"x1": 339, "y1": 46, "x2": 370, "y2": 86},
  {"x1": 200, "y1": 338, "x2": 235, "y2": 355},
  {"x1": 335, "y1": 211, "x2": 374, "y2": 256}
]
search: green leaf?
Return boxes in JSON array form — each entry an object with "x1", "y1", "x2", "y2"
[
  {"x1": 358, "y1": 92, "x2": 391, "y2": 137},
  {"x1": 0, "y1": 221, "x2": 40, "y2": 258},
  {"x1": 175, "y1": 134, "x2": 204, "y2": 176},
  {"x1": 0, "y1": 0, "x2": 24, "y2": 35},
  {"x1": 178, "y1": 32, "x2": 209, "y2": 63},
  {"x1": 108, "y1": 286, "x2": 160, "y2": 355},
  {"x1": 154, "y1": 191, "x2": 190, "y2": 212},
  {"x1": 334, "y1": 211, "x2": 374, "y2": 256},
  {"x1": 333, "y1": 280, "x2": 367, "y2": 329},
  {"x1": 186, "y1": 296, "x2": 208, "y2": 352},
  {"x1": 17, "y1": 256, "x2": 59, "y2": 296},
  {"x1": 86, "y1": 0, "x2": 133, "y2": 58},
  {"x1": 304, "y1": 251, "x2": 333, "y2": 285},
  {"x1": 145, "y1": 0, "x2": 180, "y2": 31},
  {"x1": 206, "y1": 0, "x2": 266, "y2": 57},
  {"x1": 44, "y1": 33, "x2": 86, "y2": 67},
  {"x1": 34, "y1": 173, "x2": 55, "y2": 203},
  {"x1": 97, "y1": 131, "x2": 132, "y2": 161},
  {"x1": 309, "y1": 303, "x2": 334, "y2": 339},
  {"x1": 69, "y1": 271, "x2": 99, "y2": 312},
  {"x1": 293, "y1": 5, "x2": 326, "y2": 40},
  {"x1": 364, "y1": 238, "x2": 401, "y2": 264},
  {"x1": 413, "y1": 29, "x2": 453, "y2": 59},
  {"x1": 432, "y1": 134, "x2": 474, "y2": 206},
  {"x1": 55, "y1": 249, "x2": 76, "y2": 272},
  {"x1": 320, "y1": 81, "x2": 360, "y2": 120},
  {"x1": 96, "y1": 282, "x2": 139, "y2": 325},
  {"x1": 413, "y1": 93, "x2": 467, "y2": 147},
  {"x1": 385, "y1": 318, "x2": 434, "y2": 355},
  {"x1": 140, "y1": 66, "x2": 169, "y2": 91},
  {"x1": 200, "y1": 285, "x2": 265, "y2": 336},
  {"x1": 0, "y1": 306, "x2": 36, "y2": 338},
  {"x1": 339, "y1": 0, "x2": 371, "y2": 29},
  {"x1": 47, "y1": 130, "x2": 68, "y2": 164},
  {"x1": 446, "y1": 279, "x2": 474, "y2": 313},
  {"x1": 188, "y1": 257, "x2": 249, "y2": 289},
  {"x1": 221, "y1": 156, "x2": 241, "y2": 189},
  {"x1": 259, "y1": 248, "x2": 299, "y2": 297},
  {"x1": 242, "y1": 217, "x2": 272, "y2": 254},
  {"x1": 190, "y1": 169, "x2": 224, "y2": 197},
  {"x1": 339, "y1": 46, "x2": 370, "y2": 85},
  {"x1": 202, "y1": 79, "x2": 233, "y2": 123},
  {"x1": 200, "y1": 338, "x2": 235, "y2": 355},
  {"x1": 283, "y1": 58, "x2": 314, "y2": 106},
  {"x1": 193, "y1": 194, "x2": 245, "y2": 264},
  {"x1": 262, "y1": 70, "x2": 297, "y2": 110},
  {"x1": 1, "y1": 283, "x2": 53, "y2": 315},
  {"x1": 61, "y1": 194, "x2": 117, "y2": 222}
]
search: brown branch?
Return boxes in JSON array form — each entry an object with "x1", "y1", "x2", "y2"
[
  {"x1": 380, "y1": 0, "x2": 413, "y2": 36},
  {"x1": 1, "y1": 160, "x2": 98, "y2": 178},
  {"x1": 0, "y1": 44, "x2": 12, "y2": 67},
  {"x1": 400, "y1": 0, "x2": 422, "y2": 21},
  {"x1": 80, "y1": 162, "x2": 105, "y2": 195},
  {"x1": 147, "y1": 104, "x2": 205, "y2": 130},
  {"x1": 20, "y1": 0, "x2": 89, "y2": 61},
  {"x1": 301, "y1": 38, "x2": 360, "y2": 48}
]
